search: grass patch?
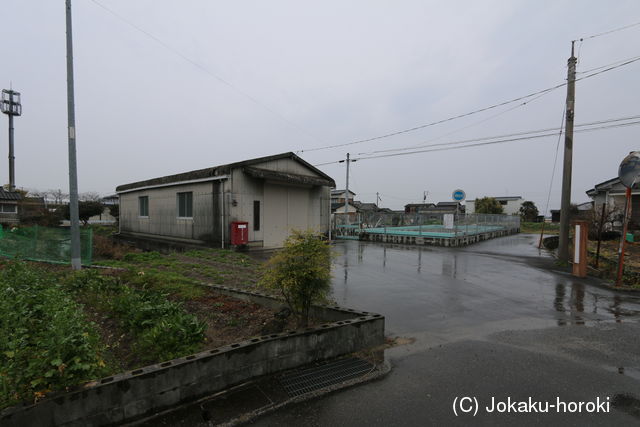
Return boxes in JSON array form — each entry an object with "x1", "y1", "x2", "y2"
[
  {"x1": 520, "y1": 222, "x2": 560, "y2": 234},
  {"x1": 66, "y1": 270, "x2": 206, "y2": 363}
]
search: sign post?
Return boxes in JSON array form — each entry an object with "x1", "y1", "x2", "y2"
[{"x1": 572, "y1": 220, "x2": 589, "y2": 278}]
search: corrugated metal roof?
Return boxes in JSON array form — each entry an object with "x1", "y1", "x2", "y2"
[{"x1": 116, "y1": 152, "x2": 335, "y2": 192}]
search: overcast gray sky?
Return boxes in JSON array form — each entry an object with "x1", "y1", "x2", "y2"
[{"x1": 2, "y1": 1, "x2": 640, "y2": 212}]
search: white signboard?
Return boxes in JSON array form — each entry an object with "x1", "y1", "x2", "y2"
[{"x1": 444, "y1": 214, "x2": 454, "y2": 229}]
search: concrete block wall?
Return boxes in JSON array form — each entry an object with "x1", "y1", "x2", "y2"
[{"x1": 0, "y1": 285, "x2": 385, "y2": 427}]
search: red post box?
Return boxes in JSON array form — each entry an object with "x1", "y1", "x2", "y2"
[{"x1": 231, "y1": 221, "x2": 249, "y2": 245}]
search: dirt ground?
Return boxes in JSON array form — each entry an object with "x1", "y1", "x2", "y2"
[{"x1": 588, "y1": 238, "x2": 640, "y2": 286}]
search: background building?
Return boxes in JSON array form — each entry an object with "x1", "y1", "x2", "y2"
[
  {"x1": 466, "y1": 196, "x2": 524, "y2": 215},
  {"x1": 116, "y1": 152, "x2": 335, "y2": 249}
]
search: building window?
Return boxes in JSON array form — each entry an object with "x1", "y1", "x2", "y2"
[
  {"x1": 0, "y1": 203, "x2": 16, "y2": 213},
  {"x1": 499, "y1": 201, "x2": 508, "y2": 206},
  {"x1": 253, "y1": 201, "x2": 260, "y2": 231},
  {"x1": 138, "y1": 196, "x2": 149, "y2": 217},
  {"x1": 177, "y1": 192, "x2": 193, "y2": 218}
]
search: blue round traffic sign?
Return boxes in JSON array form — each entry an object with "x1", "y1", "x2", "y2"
[{"x1": 452, "y1": 189, "x2": 466, "y2": 201}]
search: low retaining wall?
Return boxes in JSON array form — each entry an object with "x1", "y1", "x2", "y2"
[
  {"x1": 360, "y1": 228, "x2": 519, "y2": 247},
  {"x1": 1, "y1": 285, "x2": 385, "y2": 427}
]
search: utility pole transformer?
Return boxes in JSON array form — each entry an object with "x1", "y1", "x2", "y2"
[
  {"x1": 558, "y1": 42, "x2": 577, "y2": 263},
  {"x1": 66, "y1": 0, "x2": 82, "y2": 270},
  {"x1": 1, "y1": 89, "x2": 22, "y2": 191}
]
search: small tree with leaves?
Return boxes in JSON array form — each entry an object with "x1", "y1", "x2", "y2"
[
  {"x1": 519, "y1": 201, "x2": 539, "y2": 222},
  {"x1": 474, "y1": 197, "x2": 504, "y2": 214},
  {"x1": 62, "y1": 201, "x2": 104, "y2": 226},
  {"x1": 259, "y1": 230, "x2": 332, "y2": 327}
]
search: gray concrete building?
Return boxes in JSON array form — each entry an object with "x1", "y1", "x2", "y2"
[{"x1": 116, "y1": 152, "x2": 335, "y2": 249}]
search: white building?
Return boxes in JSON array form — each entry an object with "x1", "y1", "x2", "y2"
[
  {"x1": 466, "y1": 196, "x2": 524, "y2": 215},
  {"x1": 116, "y1": 152, "x2": 335, "y2": 249}
]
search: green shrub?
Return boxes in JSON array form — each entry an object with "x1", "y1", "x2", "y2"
[{"x1": 260, "y1": 230, "x2": 332, "y2": 327}]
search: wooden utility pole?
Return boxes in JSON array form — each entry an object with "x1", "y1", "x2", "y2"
[{"x1": 558, "y1": 41, "x2": 577, "y2": 263}]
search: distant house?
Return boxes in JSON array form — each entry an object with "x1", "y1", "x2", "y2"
[
  {"x1": 331, "y1": 189, "x2": 356, "y2": 205},
  {"x1": 0, "y1": 188, "x2": 22, "y2": 225},
  {"x1": 550, "y1": 202, "x2": 594, "y2": 223},
  {"x1": 466, "y1": 196, "x2": 524, "y2": 215},
  {"x1": 353, "y1": 201, "x2": 380, "y2": 213},
  {"x1": 404, "y1": 203, "x2": 435, "y2": 214},
  {"x1": 587, "y1": 177, "x2": 640, "y2": 224},
  {"x1": 116, "y1": 152, "x2": 335, "y2": 249}
]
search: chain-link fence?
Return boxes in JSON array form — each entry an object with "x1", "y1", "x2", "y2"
[
  {"x1": 332, "y1": 212, "x2": 520, "y2": 239},
  {"x1": 0, "y1": 225, "x2": 93, "y2": 265}
]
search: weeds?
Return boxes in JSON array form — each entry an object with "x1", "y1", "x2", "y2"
[{"x1": 0, "y1": 262, "x2": 106, "y2": 408}]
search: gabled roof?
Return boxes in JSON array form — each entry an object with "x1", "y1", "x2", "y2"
[
  {"x1": 586, "y1": 177, "x2": 640, "y2": 197},
  {"x1": 331, "y1": 189, "x2": 356, "y2": 196},
  {"x1": 116, "y1": 152, "x2": 335, "y2": 192},
  {"x1": 405, "y1": 203, "x2": 435, "y2": 208},
  {"x1": 0, "y1": 188, "x2": 22, "y2": 201},
  {"x1": 354, "y1": 202, "x2": 379, "y2": 212}
]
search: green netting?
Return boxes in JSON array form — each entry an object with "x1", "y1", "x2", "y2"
[{"x1": 0, "y1": 225, "x2": 92, "y2": 265}]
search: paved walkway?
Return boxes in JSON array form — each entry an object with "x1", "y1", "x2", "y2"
[{"x1": 251, "y1": 234, "x2": 640, "y2": 425}]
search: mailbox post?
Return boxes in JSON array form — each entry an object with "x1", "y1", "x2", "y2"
[
  {"x1": 571, "y1": 220, "x2": 589, "y2": 278},
  {"x1": 230, "y1": 221, "x2": 249, "y2": 246}
]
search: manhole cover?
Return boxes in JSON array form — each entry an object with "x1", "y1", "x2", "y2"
[{"x1": 279, "y1": 357, "x2": 374, "y2": 397}]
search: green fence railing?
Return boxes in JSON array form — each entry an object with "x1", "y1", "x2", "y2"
[{"x1": 0, "y1": 225, "x2": 92, "y2": 265}]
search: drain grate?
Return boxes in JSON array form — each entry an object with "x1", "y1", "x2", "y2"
[{"x1": 279, "y1": 357, "x2": 374, "y2": 397}]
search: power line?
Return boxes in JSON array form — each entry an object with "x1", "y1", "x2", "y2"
[
  {"x1": 315, "y1": 115, "x2": 640, "y2": 167},
  {"x1": 88, "y1": 0, "x2": 322, "y2": 144},
  {"x1": 354, "y1": 119, "x2": 640, "y2": 162},
  {"x1": 299, "y1": 83, "x2": 566, "y2": 153},
  {"x1": 357, "y1": 114, "x2": 640, "y2": 156},
  {"x1": 300, "y1": 56, "x2": 640, "y2": 153},
  {"x1": 577, "y1": 54, "x2": 640, "y2": 74},
  {"x1": 576, "y1": 21, "x2": 640, "y2": 41}
]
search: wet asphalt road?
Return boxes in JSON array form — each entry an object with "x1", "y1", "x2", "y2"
[{"x1": 252, "y1": 234, "x2": 640, "y2": 426}]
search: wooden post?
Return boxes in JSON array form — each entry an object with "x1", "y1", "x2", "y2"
[
  {"x1": 594, "y1": 203, "x2": 606, "y2": 268},
  {"x1": 572, "y1": 220, "x2": 589, "y2": 278}
]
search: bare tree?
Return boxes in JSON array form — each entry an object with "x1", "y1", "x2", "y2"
[
  {"x1": 79, "y1": 191, "x2": 102, "y2": 202},
  {"x1": 48, "y1": 189, "x2": 69, "y2": 206}
]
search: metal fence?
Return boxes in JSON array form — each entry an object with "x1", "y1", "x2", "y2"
[
  {"x1": 332, "y1": 212, "x2": 520, "y2": 239},
  {"x1": 0, "y1": 225, "x2": 93, "y2": 265}
]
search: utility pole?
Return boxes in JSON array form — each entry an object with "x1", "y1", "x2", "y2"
[
  {"x1": 376, "y1": 192, "x2": 381, "y2": 207},
  {"x1": 339, "y1": 153, "x2": 356, "y2": 224},
  {"x1": 558, "y1": 41, "x2": 577, "y2": 263},
  {"x1": 1, "y1": 88, "x2": 22, "y2": 191},
  {"x1": 66, "y1": 0, "x2": 82, "y2": 270}
]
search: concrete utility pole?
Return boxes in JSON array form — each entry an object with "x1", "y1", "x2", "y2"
[
  {"x1": 344, "y1": 153, "x2": 351, "y2": 218},
  {"x1": 0, "y1": 88, "x2": 21, "y2": 191},
  {"x1": 558, "y1": 41, "x2": 577, "y2": 263},
  {"x1": 376, "y1": 192, "x2": 381, "y2": 207},
  {"x1": 65, "y1": 0, "x2": 82, "y2": 270},
  {"x1": 339, "y1": 153, "x2": 356, "y2": 224}
]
